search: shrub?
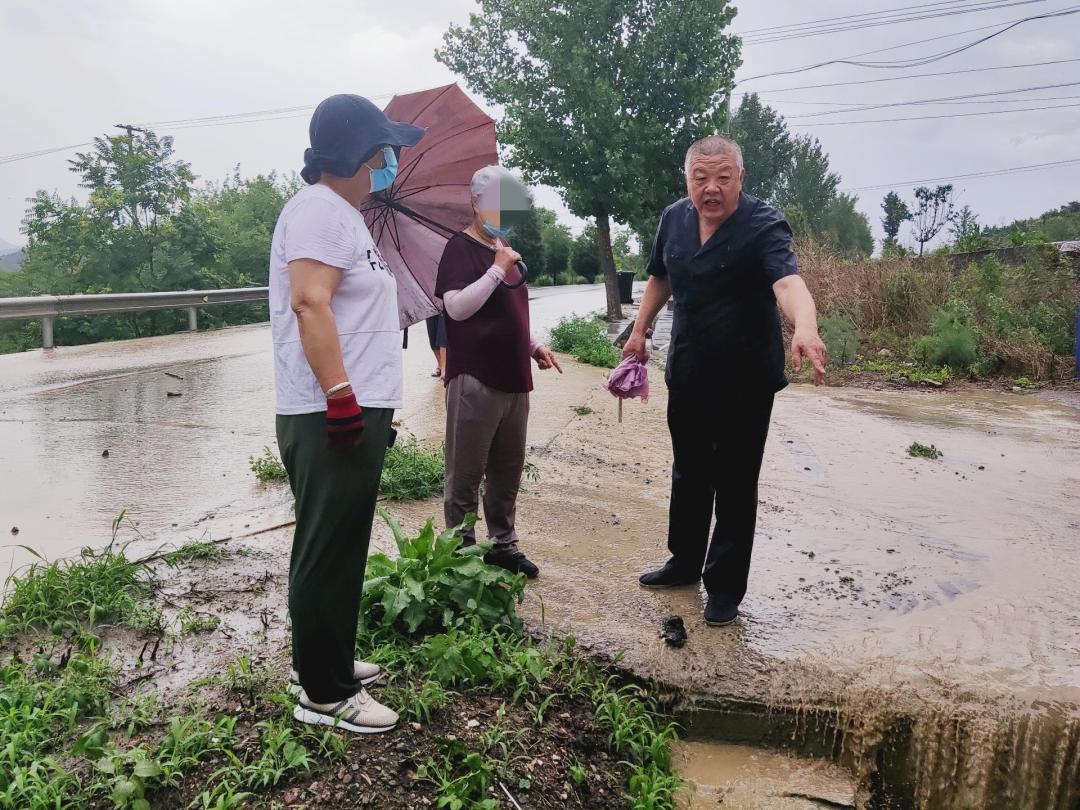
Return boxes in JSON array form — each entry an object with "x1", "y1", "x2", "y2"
[
  {"x1": 819, "y1": 313, "x2": 860, "y2": 366},
  {"x1": 913, "y1": 302, "x2": 978, "y2": 371},
  {"x1": 548, "y1": 316, "x2": 620, "y2": 368},
  {"x1": 531, "y1": 274, "x2": 553, "y2": 287}
]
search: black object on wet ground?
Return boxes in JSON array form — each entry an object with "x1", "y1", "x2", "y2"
[{"x1": 661, "y1": 615, "x2": 688, "y2": 647}]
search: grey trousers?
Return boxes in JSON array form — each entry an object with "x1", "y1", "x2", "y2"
[{"x1": 444, "y1": 373, "x2": 529, "y2": 545}]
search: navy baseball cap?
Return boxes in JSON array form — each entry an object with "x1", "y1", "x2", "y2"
[{"x1": 301, "y1": 94, "x2": 425, "y2": 184}]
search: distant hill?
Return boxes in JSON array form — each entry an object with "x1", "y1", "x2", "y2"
[{"x1": 0, "y1": 248, "x2": 26, "y2": 272}]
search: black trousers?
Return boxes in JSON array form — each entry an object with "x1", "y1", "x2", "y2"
[
  {"x1": 665, "y1": 387, "x2": 775, "y2": 605},
  {"x1": 276, "y1": 408, "x2": 393, "y2": 704}
]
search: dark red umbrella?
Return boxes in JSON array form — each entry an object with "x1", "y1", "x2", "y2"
[{"x1": 361, "y1": 84, "x2": 505, "y2": 328}]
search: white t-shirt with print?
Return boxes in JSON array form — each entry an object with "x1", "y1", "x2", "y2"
[{"x1": 269, "y1": 184, "x2": 402, "y2": 415}]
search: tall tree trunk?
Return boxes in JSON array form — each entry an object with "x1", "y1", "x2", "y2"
[{"x1": 594, "y1": 209, "x2": 622, "y2": 321}]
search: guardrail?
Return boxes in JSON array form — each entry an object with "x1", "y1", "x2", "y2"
[{"x1": 0, "y1": 288, "x2": 269, "y2": 348}]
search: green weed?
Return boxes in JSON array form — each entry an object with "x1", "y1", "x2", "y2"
[
  {"x1": 571, "y1": 405, "x2": 594, "y2": 416},
  {"x1": 161, "y1": 541, "x2": 230, "y2": 566},
  {"x1": 178, "y1": 609, "x2": 221, "y2": 635},
  {"x1": 363, "y1": 512, "x2": 525, "y2": 635},
  {"x1": 0, "y1": 545, "x2": 154, "y2": 636},
  {"x1": 248, "y1": 447, "x2": 287, "y2": 483},
  {"x1": 907, "y1": 442, "x2": 942, "y2": 460},
  {"x1": 380, "y1": 438, "x2": 445, "y2": 501}
]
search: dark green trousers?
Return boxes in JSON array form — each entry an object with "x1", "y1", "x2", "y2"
[{"x1": 276, "y1": 408, "x2": 393, "y2": 704}]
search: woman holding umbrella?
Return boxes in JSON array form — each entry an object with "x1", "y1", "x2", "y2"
[
  {"x1": 435, "y1": 165, "x2": 562, "y2": 579},
  {"x1": 269, "y1": 94, "x2": 423, "y2": 734}
]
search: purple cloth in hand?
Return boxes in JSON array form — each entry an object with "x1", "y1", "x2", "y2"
[{"x1": 605, "y1": 355, "x2": 650, "y2": 403}]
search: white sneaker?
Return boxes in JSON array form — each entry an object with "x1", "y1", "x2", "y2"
[
  {"x1": 293, "y1": 688, "x2": 398, "y2": 734},
  {"x1": 288, "y1": 661, "x2": 381, "y2": 697}
]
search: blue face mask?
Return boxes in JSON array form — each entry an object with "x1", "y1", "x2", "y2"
[
  {"x1": 482, "y1": 222, "x2": 514, "y2": 239},
  {"x1": 367, "y1": 147, "x2": 398, "y2": 193}
]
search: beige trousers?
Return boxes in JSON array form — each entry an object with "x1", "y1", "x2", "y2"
[{"x1": 444, "y1": 373, "x2": 529, "y2": 545}]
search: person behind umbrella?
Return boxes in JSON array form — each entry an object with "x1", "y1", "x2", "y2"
[
  {"x1": 269, "y1": 94, "x2": 423, "y2": 734},
  {"x1": 624, "y1": 134, "x2": 827, "y2": 628},
  {"x1": 434, "y1": 165, "x2": 562, "y2": 579}
]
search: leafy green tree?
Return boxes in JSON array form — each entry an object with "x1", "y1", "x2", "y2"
[
  {"x1": 730, "y1": 93, "x2": 793, "y2": 204},
  {"x1": 536, "y1": 207, "x2": 572, "y2": 285},
  {"x1": 510, "y1": 199, "x2": 545, "y2": 285},
  {"x1": 437, "y1": 0, "x2": 741, "y2": 319},
  {"x1": 950, "y1": 205, "x2": 988, "y2": 253},
  {"x1": 776, "y1": 135, "x2": 839, "y2": 234},
  {"x1": 570, "y1": 224, "x2": 601, "y2": 283},
  {"x1": 911, "y1": 184, "x2": 955, "y2": 257},
  {"x1": 881, "y1": 191, "x2": 912, "y2": 253},
  {"x1": 820, "y1": 193, "x2": 873, "y2": 257}
]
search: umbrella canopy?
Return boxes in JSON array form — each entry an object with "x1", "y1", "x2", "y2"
[
  {"x1": 361, "y1": 84, "x2": 498, "y2": 328},
  {"x1": 605, "y1": 354, "x2": 650, "y2": 422}
]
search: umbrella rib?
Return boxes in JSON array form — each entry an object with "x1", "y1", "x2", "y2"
[
  {"x1": 409, "y1": 84, "x2": 456, "y2": 126},
  {"x1": 405, "y1": 121, "x2": 494, "y2": 161}
]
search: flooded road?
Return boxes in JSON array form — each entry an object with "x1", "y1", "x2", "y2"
[
  {"x1": 0, "y1": 283, "x2": 619, "y2": 571},
  {"x1": 1, "y1": 284, "x2": 1078, "y2": 806}
]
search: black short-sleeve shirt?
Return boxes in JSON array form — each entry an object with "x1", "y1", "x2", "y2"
[{"x1": 646, "y1": 192, "x2": 799, "y2": 394}]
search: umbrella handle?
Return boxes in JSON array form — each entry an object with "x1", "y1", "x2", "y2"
[{"x1": 500, "y1": 260, "x2": 529, "y2": 289}]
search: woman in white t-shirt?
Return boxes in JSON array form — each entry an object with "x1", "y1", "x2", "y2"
[{"x1": 269, "y1": 94, "x2": 423, "y2": 735}]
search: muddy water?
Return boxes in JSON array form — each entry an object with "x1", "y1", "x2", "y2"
[
  {"x1": 674, "y1": 740, "x2": 856, "y2": 809},
  {"x1": 0, "y1": 284, "x2": 615, "y2": 571}
]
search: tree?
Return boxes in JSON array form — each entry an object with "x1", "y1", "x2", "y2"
[
  {"x1": 880, "y1": 191, "x2": 912, "y2": 253},
  {"x1": 910, "y1": 184, "x2": 955, "y2": 257},
  {"x1": 820, "y1": 193, "x2": 873, "y2": 257},
  {"x1": 949, "y1": 205, "x2": 988, "y2": 254},
  {"x1": 536, "y1": 207, "x2": 572, "y2": 284},
  {"x1": 730, "y1": 93, "x2": 793, "y2": 204},
  {"x1": 570, "y1": 224, "x2": 601, "y2": 283},
  {"x1": 437, "y1": 0, "x2": 740, "y2": 319},
  {"x1": 510, "y1": 198, "x2": 545, "y2": 284},
  {"x1": 776, "y1": 135, "x2": 839, "y2": 235}
]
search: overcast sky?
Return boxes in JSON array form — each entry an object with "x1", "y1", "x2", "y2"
[{"x1": 1, "y1": 0, "x2": 1078, "y2": 251}]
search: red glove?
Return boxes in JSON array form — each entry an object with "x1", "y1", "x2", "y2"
[{"x1": 326, "y1": 392, "x2": 364, "y2": 449}]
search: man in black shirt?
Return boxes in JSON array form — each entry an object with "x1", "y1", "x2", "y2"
[{"x1": 624, "y1": 134, "x2": 827, "y2": 628}]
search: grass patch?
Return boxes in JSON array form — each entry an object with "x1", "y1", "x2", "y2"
[
  {"x1": 854, "y1": 358, "x2": 952, "y2": 385},
  {"x1": 160, "y1": 540, "x2": 230, "y2": 566},
  {"x1": 0, "y1": 515, "x2": 683, "y2": 810},
  {"x1": 549, "y1": 316, "x2": 620, "y2": 368},
  {"x1": 571, "y1": 405, "x2": 594, "y2": 416},
  {"x1": 379, "y1": 437, "x2": 445, "y2": 501},
  {"x1": 249, "y1": 447, "x2": 288, "y2": 483},
  {"x1": 178, "y1": 609, "x2": 221, "y2": 635},
  {"x1": 0, "y1": 544, "x2": 154, "y2": 637},
  {"x1": 907, "y1": 442, "x2": 942, "y2": 460}
]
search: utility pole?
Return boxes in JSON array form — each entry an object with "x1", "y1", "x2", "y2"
[{"x1": 113, "y1": 123, "x2": 146, "y2": 141}]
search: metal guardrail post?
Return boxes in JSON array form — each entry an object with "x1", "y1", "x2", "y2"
[
  {"x1": 42, "y1": 317, "x2": 54, "y2": 350},
  {"x1": 188, "y1": 307, "x2": 198, "y2": 332}
]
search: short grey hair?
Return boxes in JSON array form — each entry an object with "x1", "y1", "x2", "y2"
[
  {"x1": 684, "y1": 135, "x2": 744, "y2": 174},
  {"x1": 470, "y1": 164, "x2": 515, "y2": 199}
]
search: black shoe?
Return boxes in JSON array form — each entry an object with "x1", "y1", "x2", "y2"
[
  {"x1": 639, "y1": 559, "x2": 701, "y2": 589},
  {"x1": 704, "y1": 597, "x2": 739, "y2": 627},
  {"x1": 660, "y1": 615, "x2": 688, "y2": 647},
  {"x1": 484, "y1": 545, "x2": 539, "y2": 579}
]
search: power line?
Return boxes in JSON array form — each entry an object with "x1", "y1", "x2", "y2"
[
  {"x1": 738, "y1": 6, "x2": 1080, "y2": 83},
  {"x1": 743, "y1": 0, "x2": 1052, "y2": 45},
  {"x1": 782, "y1": 80, "x2": 1080, "y2": 118},
  {"x1": 790, "y1": 99, "x2": 1080, "y2": 126},
  {"x1": 849, "y1": 156, "x2": 1080, "y2": 191},
  {"x1": 0, "y1": 91, "x2": 408, "y2": 167},
  {"x1": 739, "y1": 0, "x2": 1003, "y2": 35},
  {"x1": 752, "y1": 57, "x2": 1080, "y2": 93}
]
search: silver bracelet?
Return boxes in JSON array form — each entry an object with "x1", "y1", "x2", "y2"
[{"x1": 324, "y1": 381, "x2": 352, "y2": 397}]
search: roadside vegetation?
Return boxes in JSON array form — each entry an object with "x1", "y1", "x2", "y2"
[
  {"x1": 248, "y1": 447, "x2": 288, "y2": 484},
  {"x1": 0, "y1": 514, "x2": 683, "y2": 809},
  {"x1": 796, "y1": 240, "x2": 1077, "y2": 385},
  {"x1": 550, "y1": 316, "x2": 621, "y2": 369}
]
